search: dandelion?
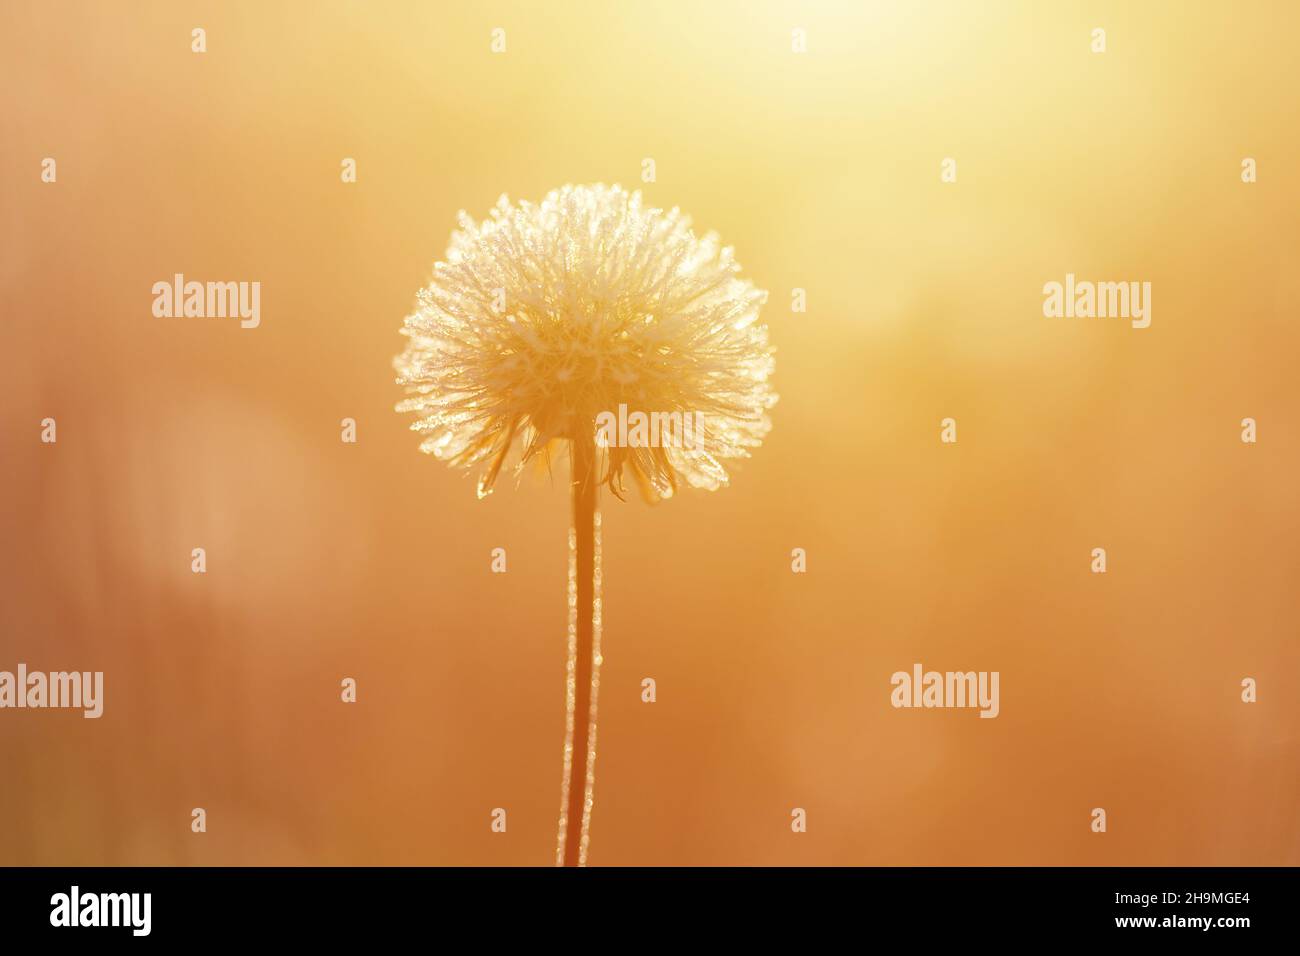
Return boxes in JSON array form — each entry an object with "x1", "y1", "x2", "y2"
[{"x1": 394, "y1": 184, "x2": 776, "y2": 865}]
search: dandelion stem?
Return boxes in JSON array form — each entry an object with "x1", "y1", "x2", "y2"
[{"x1": 560, "y1": 436, "x2": 599, "y2": 866}]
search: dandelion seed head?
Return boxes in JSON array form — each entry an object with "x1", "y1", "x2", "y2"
[{"x1": 394, "y1": 183, "x2": 776, "y2": 501}]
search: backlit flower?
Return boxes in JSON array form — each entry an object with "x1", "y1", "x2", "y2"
[{"x1": 394, "y1": 183, "x2": 776, "y2": 500}]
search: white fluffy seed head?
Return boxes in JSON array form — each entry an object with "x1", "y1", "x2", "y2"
[{"x1": 394, "y1": 183, "x2": 777, "y2": 501}]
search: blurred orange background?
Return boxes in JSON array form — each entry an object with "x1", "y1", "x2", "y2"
[{"x1": 2, "y1": 0, "x2": 1297, "y2": 865}]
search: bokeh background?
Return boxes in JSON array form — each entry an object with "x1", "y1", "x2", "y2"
[{"x1": 2, "y1": 0, "x2": 1297, "y2": 865}]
